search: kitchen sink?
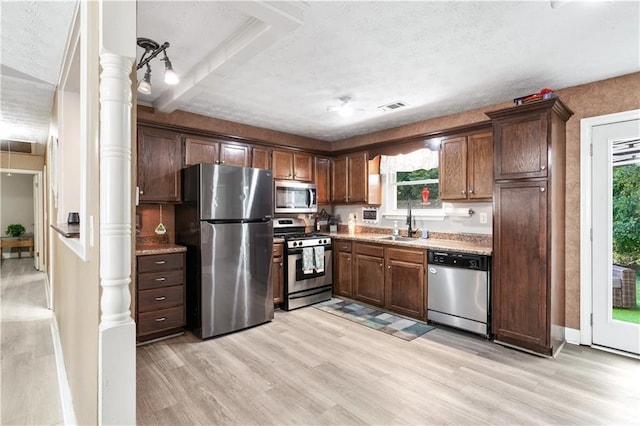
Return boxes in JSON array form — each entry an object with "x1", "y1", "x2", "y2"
[{"x1": 375, "y1": 236, "x2": 416, "y2": 242}]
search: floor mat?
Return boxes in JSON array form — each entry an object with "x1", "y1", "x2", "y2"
[{"x1": 313, "y1": 298, "x2": 435, "y2": 341}]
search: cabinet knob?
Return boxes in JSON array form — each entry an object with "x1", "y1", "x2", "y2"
[
  {"x1": 221, "y1": 160, "x2": 225, "y2": 164},
  {"x1": 462, "y1": 190, "x2": 466, "y2": 195},
  {"x1": 279, "y1": 262, "x2": 283, "y2": 266},
  {"x1": 379, "y1": 263, "x2": 383, "y2": 268},
  {"x1": 139, "y1": 190, "x2": 144, "y2": 195},
  {"x1": 541, "y1": 165, "x2": 546, "y2": 170},
  {"x1": 540, "y1": 187, "x2": 546, "y2": 192},
  {"x1": 215, "y1": 160, "x2": 220, "y2": 164},
  {"x1": 470, "y1": 189, "x2": 474, "y2": 194},
  {"x1": 288, "y1": 173, "x2": 292, "y2": 177},
  {"x1": 155, "y1": 296, "x2": 166, "y2": 301},
  {"x1": 388, "y1": 265, "x2": 391, "y2": 269}
]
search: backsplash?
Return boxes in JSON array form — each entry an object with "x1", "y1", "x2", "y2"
[
  {"x1": 332, "y1": 201, "x2": 493, "y2": 236},
  {"x1": 136, "y1": 204, "x2": 175, "y2": 244}
]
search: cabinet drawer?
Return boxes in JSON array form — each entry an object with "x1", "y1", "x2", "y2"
[
  {"x1": 355, "y1": 243, "x2": 384, "y2": 257},
  {"x1": 137, "y1": 270, "x2": 183, "y2": 290},
  {"x1": 138, "y1": 286, "x2": 184, "y2": 313},
  {"x1": 273, "y1": 243, "x2": 283, "y2": 257},
  {"x1": 138, "y1": 306, "x2": 184, "y2": 336},
  {"x1": 336, "y1": 241, "x2": 352, "y2": 252},
  {"x1": 137, "y1": 253, "x2": 183, "y2": 273},
  {"x1": 386, "y1": 247, "x2": 425, "y2": 264}
]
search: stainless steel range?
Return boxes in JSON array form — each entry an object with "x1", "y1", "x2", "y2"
[{"x1": 274, "y1": 218, "x2": 332, "y2": 310}]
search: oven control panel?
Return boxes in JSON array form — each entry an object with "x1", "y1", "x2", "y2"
[{"x1": 287, "y1": 237, "x2": 332, "y2": 249}]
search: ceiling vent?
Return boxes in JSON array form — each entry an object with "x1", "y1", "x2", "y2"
[{"x1": 378, "y1": 101, "x2": 408, "y2": 112}]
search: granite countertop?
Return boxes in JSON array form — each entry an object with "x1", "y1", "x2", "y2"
[
  {"x1": 136, "y1": 243, "x2": 187, "y2": 256},
  {"x1": 329, "y1": 232, "x2": 492, "y2": 255}
]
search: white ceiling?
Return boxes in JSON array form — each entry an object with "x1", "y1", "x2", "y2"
[{"x1": 1, "y1": 1, "x2": 639, "y2": 148}]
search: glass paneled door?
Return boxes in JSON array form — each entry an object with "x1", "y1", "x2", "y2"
[{"x1": 592, "y1": 117, "x2": 640, "y2": 355}]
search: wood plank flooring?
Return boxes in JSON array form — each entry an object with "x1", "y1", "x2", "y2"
[
  {"x1": 137, "y1": 307, "x2": 640, "y2": 425},
  {"x1": 0, "y1": 258, "x2": 63, "y2": 425}
]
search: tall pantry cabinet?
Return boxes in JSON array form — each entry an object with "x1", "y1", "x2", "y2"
[{"x1": 486, "y1": 98, "x2": 573, "y2": 357}]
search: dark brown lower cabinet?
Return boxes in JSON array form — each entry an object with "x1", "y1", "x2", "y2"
[
  {"x1": 337, "y1": 240, "x2": 427, "y2": 320},
  {"x1": 385, "y1": 248, "x2": 426, "y2": 320},
  {"x1": 334, "y1": 241, "x2": 353, "y2": 297},
  {"x1": 492, "y1": 180, "x2": 564, "y2": 356},
  {"x1": 136, "y1": 252, "x2": 186, "y2": 343},
  {"x1": 353, "y1": 244, "x2": 385, "y2": 307},
  {"x1": 273, "y1": 242, "x2": 284, "y2": 306}
]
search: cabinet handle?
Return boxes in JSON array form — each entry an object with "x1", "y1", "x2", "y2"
[
  {"x1": 155, "y1": 260, "x2": 166, "y2": 265},
  {"x1": 279, "y1": 263, "x2": 283, "y2": 266},
  {"x1": 155, "y1": 277, "x2": 166, "y2": 281},
  {"x1": 388, "y1": 265, "x2": 391, "y2": 269},
  {"x1": 470, "y1": 189, "x2": 474, "y2": 194},
  {"x1": 462, "y1": 190, "x2": 466, "y2": 195},
  {"x1": 379, "y1": 263, "x2": 383, "y2": 268},
  {"x1": 155, "y1": 296, "x2": 167, "y2": 301},
  {"x1": 541, "y1": 165, "x2": 547, "y2": 170},
  {"x1": 215, "y1": 160, "x2": 220, "y2": 164},
  {"x1": 139, "y1": 190, "x2": 144, "y2": 195},
  {"x1": 155, "y1": 317, "x2": 167, "y2": 322},
  {"x1": 540, "y1": 187, "x2": 546, "y2": 192}
]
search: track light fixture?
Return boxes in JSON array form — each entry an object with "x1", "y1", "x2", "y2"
[{"x1": 136, "y1": 37, "x2": 179, "y2": 95}]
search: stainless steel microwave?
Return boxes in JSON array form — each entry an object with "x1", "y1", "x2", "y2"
[{"x1": 274, "y1": 180, "x2": 317, "y2": 214}]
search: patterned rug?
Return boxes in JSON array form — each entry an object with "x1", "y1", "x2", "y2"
[{"x1": 313, "y1": 298, "x2": 435, "y2": 341}]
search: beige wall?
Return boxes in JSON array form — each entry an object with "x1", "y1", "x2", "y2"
[
  {"x1": 0, "y1": 151, "x2": 44, "y2": 171},
  {"x1": 0, "y1": 173, "x2": 34, "y2": 238},
  {"x1": 48, "y1": 86, "x2": 100, "y2": 424},
  {"x1": 334, "y1": 72, "x2": 640, "y2": 329}
]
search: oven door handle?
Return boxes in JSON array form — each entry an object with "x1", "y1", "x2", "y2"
[
  {"x1": 288, "y1": 246, "x2": 332, "y2": 255},
  {"x1": 289, "y1": 286, "x2": 332, "y2": 300}
]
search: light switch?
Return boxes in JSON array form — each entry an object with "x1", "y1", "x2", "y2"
[{"x1": 479, "y1": 212, "x2": 488, "y2": 224}]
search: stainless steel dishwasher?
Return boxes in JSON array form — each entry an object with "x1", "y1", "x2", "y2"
[{"x1": 427, "y1": 250, "x2": 491, "y2": 337}]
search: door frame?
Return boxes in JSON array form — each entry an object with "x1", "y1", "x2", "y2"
[{"x1": 580, "y1": 109, "x2": 640, "y2": 347}]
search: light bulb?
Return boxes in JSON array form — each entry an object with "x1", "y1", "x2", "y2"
[
  {"x1": 137, "y1": 70, "x2": 152, "y2": 94},
  {"x1": 163, "y1": 58, "x2": 179, "y2": 85}
]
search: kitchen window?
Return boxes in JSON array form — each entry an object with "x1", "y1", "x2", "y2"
[{"x1": 381, "y1": 148, "x2": 446, "y2": 219}]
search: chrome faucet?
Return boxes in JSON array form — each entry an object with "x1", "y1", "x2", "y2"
[{"x1": 406, "y1": 196, "x2": 418, "y2": 237}]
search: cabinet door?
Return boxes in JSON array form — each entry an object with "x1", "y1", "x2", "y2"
[
  {"x1": 331, "y1": 157, "x2": 348, "y2": 203},
  {"x1": 220, "y1": 143, "x2": 250, "y2": 167},
  {"x1": 467, "y1": 132, "x2": 494, "y2": 200},
  {"x1": 184, "y1": 136, "x2": 219, "y2": 166},
  {"x1": 272, "y1": 150, "x2": 293, "y2": 180},
  {"x1": 335, "y1": 251, "x2": 353, "y2": 297},
  {"x1": 293, "y1": 153, "x2": 313, "y2": 182},
  {"x1": 252, "y1": 147, "x2": 270, "y2": 170},
  {"x1": 273, "y1": 243, "x2": 284, "y2": 305},
  {"x1": 493, "y1": 180, "x2": 549, "y2": 352},
  {"x1": 384, "y1": 248, "x2": 426, "y2": 320},
  {"x1": 348, "y1": 153, "x2": 368, "y2": 203},
  {"x1": 138, "y1": 127, "x2": 182, "y2": 202},
  {"x1": 315, "y1": 157, "x2": 331, "y2": 204},
  {"x1": 353, "y1": 244, "x2": 385, "y2": 307},
  {"x1": 494, "y1": 112, "x2": 549, "y2": 180},
  {"x1": 439, "y1": 136, "x2": 468, "y2": 200}
]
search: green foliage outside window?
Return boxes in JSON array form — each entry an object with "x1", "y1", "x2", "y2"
[
  {"x1": 396, "y1": 168, "x2": 441, "y2": 209},
  {"x1": 613, "y1": 164, "x2": 640, "y2": 267}
]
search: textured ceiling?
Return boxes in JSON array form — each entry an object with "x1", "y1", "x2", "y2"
[
  {"x1": 1, "y1": 1, "x2": 639, "y2": 148},
  {"x1": 149, "y1": 1, "x2": 640, "y2": 142},
  {"x1": 0, "y1": 1, "x2": 76, "y2": 144}
]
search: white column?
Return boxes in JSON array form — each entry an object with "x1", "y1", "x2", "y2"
[{"x1": 97, "y1": 1, "x2": 136, "y2": 424}]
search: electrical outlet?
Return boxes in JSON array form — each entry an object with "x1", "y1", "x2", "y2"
[{"x1": 479, "y1": 212, "x2": 488, "y2": 224}]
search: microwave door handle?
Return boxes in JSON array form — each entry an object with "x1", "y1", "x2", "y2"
[{"x1": 308, "y1": 188, "x2": 315, "y2": 207}]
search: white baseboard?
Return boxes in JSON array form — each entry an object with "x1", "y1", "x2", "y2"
[
  {"x1": 565, "y1": 327, "x2": 581, "y2": 345},
  {"x1": 50, "y1": 312, "x2": 77, "y2": 425}
]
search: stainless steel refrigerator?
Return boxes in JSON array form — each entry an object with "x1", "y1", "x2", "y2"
[{"x1": 176, "y1": 164, "x2": 274, "y2": 339}]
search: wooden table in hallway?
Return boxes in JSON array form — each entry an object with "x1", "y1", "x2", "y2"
[{"x1": 0, "y1": 236, "x2": 34, "y2": 259}]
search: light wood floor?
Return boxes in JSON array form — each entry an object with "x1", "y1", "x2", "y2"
[
  {"x1": 138, "y1": 307, "x2": 640, "y2": 425},
  {"x1": 0, "y1": 258, "x2": 63, "y2": 425}
]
